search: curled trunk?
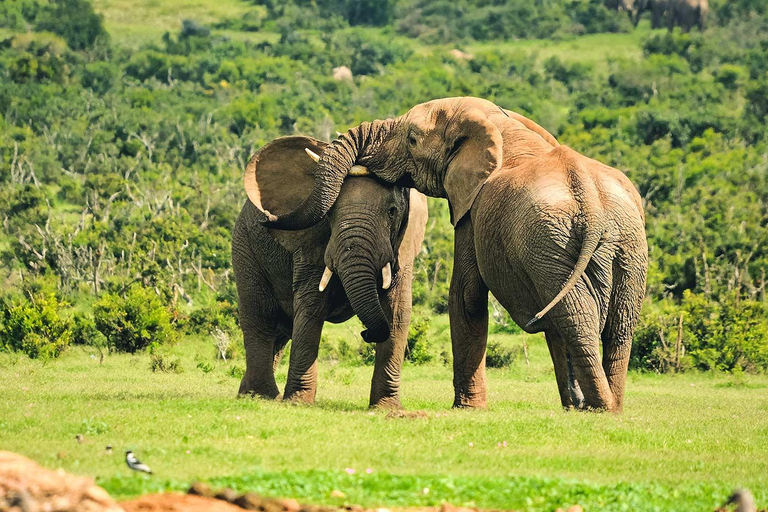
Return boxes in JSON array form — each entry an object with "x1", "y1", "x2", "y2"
[
  {"x1": 264, "y1": 118, "x2": 395, "y2": 230},
  {"x1": 337, "y1": 257, "x2": 390, "y2": 344}
]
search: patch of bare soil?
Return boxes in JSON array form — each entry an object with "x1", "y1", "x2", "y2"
[
  {"x1": 0, "y1": 450, "x2": 122, "y2": 512},
  {"x1": 120, "y1": 494, "x2": 245, "y2": 512}
]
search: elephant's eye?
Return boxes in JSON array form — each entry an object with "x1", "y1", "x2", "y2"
[
  {"x1": 407, "y1": 133, "x2": 417, "y2": 147},
  {"x1": 388, "y1": 206, "x2": 397, "y2": 219}
]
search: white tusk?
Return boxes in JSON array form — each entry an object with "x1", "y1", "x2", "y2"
[
  {"x1": 348, "y1": 165, "x2": 370, "y2": 176},
  {"x1": 305, "y1": 148, "x2": 320, "y2": 163},
  {"x1": 319, "y1": 267, "x2": 333, "y2": 292},
  {"x1": 382, "y1": 263, "x2": 392, "y2": 290},
  {"x1": 336, "y1": 131, "x2": 343, "y2": 137}
]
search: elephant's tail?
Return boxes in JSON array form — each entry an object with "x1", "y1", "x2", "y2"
[{"x1": 526, "y1": 154, "x2": 605, "y2": 329}]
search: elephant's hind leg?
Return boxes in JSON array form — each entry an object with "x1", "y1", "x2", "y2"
[
  {"x1": 602, "y1": 257, "x2": 647, "y2": 412},
  {"x1": 545, "y1": 331, "x2": 584, "y2": 410},
  {"x1": 548, "y1": 289, "x2": 616, "y2": 412}
]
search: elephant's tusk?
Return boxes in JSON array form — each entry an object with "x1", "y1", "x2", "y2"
[
  {"x1": 336, "y1": 131, "x2": 343, "y2": 137},
  {"x1": 382, "y1": 263, "x2": 392, "y2": 290},
  {"x1": 349, "y1": 165, "x2": 370, "y2": 176},
  {"x1": 305, "y1": 148, "x2": 321, "y2": 163},
  {"x1": 319, "y1": 267, "x2": 333, "y2": 292}
]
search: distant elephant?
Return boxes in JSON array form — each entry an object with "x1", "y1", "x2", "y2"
[
  {"x1": 233, "y1": 136, "x2": 427, "y2": 408},
  {"x1": 667, "y1": 0, "x2": 708, "y2": 32},
  {"x1": 615, "y1": 0, "x2": 668, "y2": 28},
  {"x1": 262, "y1": 98, "x2": 648, "y2": 413}
]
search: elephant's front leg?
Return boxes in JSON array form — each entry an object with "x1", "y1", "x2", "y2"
[
  {"x1": 450, "y1": 219, "x2": 490, "y2": 409},
  {"x1": 283, "y1": 265, "x2": 328, "y2": 404},
  {"x1": 369, "y1": 266, "x2": 412, "y2": 409}
]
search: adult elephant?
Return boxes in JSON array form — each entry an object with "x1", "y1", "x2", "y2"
[
  {"x1": 667, "y1": 0, "x2": 708, "y2": 32},
  {"x1": 233, "y1": 136, "x2": 427, "y2": 408},
  {"x1": 262, "y1": 98, "x2": 647, "y2": 413},
  {"x1": 618, "y1": 0, "x2": 669, "y2": 28}
]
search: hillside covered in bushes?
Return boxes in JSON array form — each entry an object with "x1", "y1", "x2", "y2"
[{"x1": 1, "y1": 0, "x2": 767, "y2": 373}]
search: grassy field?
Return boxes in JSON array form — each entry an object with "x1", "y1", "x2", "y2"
[{"x1": 2, "y1": 320, "x2": 767, "y2": 511}]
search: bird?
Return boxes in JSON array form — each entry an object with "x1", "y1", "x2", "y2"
[
  {"x1": 105, "y1": 445, "x2": 113, "y2": 455},
  {"x1": 721, "y1": 489, "x2": 756, "y2": 512},
  {"x1": 125, "y1": 450, "x2": 152, "y2": 474},
  {"x1": 75, "y1": 434, "x2": 85, "y2": 444}
]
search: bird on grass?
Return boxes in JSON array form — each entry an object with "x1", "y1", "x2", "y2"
[
  {"x1": 75, "y1": 434, "x2": 85, "y2": 444},
  {"x1": 105, "y1": 445, "x2": 113, "y2": 455},
  {"x1": 125, "y1": 450, "x2": 152, "y2": 474}
]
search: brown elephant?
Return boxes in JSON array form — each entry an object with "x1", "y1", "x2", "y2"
[
  {"x1": 667, "y1": 0, "x2": 708, "y2": 32},
  {"x1": 261, "y1": 98, "x2": 648, "y2": 413},
  {"x1": 233, "y1": 136, "x2": 427, "y2": 408}
]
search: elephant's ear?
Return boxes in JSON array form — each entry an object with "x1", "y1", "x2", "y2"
[
  {"x1": 444, "y1": 108, "x2": 503, "y2": 226},
  {"x1": 502, "y1": 109, "x2": 560, "y2": 147},
  {"x1": 244, "y1": 136, "x2": 329, "y2": 264}
]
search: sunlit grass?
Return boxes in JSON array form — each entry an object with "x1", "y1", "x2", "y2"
[{"x1": 1, "y1": 322, "x2": 766, "y2": 511}]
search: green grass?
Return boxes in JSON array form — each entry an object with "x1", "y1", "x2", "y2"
[{"x1": 2, "y1": 322, "x2": 767, "y2": 511}]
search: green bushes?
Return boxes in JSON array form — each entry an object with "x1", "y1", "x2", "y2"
[
  {"x1": 0, "y1": 293, "x2": 73, "y2": 359},
  {"x1": 632, "y1": 292, "x2": 768, "y2": 373},
  {"x1": 93, "y1": 286, "x2": 177, "y2": 353}
]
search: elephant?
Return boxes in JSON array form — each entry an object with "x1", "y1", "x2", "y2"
[
  {"x1": 260, "y1": 97, "x2": 648, "y2": 413},
  {"x1": 667, "y1": 0, "x2": 708, "y2": 32},
  {"x1": 232, "y1": 135, "x2": 427, "y2": 408},
  {"x1": 613, "y1": 0, "x2": 668, "y2": 28}
]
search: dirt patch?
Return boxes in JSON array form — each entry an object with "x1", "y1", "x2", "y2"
[
  {"x1": 121, "y1": 494, "x2": 245, "y2": 512},
  {"x1": 385, "y1": 410, "x2": 428, "y2": 420},
  {"x1": 0, "y1": 450, "x2": 122, "y2": 512}
]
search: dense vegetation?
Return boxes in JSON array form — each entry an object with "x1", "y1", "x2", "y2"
[{"x1": 1, "y1": 0, "x2": 767, "y2": 374}]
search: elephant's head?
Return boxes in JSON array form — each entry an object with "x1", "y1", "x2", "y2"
[
  {"x1": 262, "y1": 97, "x2": 557, "y2": 230},
  {"x1": 244, "y1": 136, "x2": 415, "y2": 343}
]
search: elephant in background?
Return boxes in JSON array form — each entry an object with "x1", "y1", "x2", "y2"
[
  {"x1": 667, "y1": 0, "x2": 708, "y2": 32},
  {"x1": 233, "y1": 136, "x2": 427, "y2": 408},
  {"x1": 262, "y1": 97, "x2": 648, "y2": 413},
  {"x1": 617, "y1": 0, "x2": 669, "y2": 28}
]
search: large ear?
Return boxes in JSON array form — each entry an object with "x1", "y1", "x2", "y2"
[
  {"x1": 502, "y1": 109, "x2": 560, "y2": 147},
  {"x1": 443, "y1": 108, "x2": 503, "y2": 226},
  {"x1": 244, "y1": 136, "x2": 329, "y2": 264}
]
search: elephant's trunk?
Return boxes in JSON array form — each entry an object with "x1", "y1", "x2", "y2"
[
  {"x1": 336, "y1": 252, "x2": 391, "y2": 344},
  {"x1": 263, "y1": 118, "x2": 396, "y2": 231}
]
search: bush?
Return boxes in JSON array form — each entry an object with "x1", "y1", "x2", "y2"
[
  {"x1": 150, "y1": 352, "x2": 183, "y2": 373},
  {"x1": 187, "y1": 301, "x2": 238, "y2": 335},
  {"x1": 35, "y1": 0, "x2": 109, "y2": 52},
  {"x1": 0, "y1": 293, "x2": 73, "y2": 359},
  {"x1": 93, "y1": 285, "x2": 177, "y2": 353},
  {"x1": 485, "y1": 341, "x2": 519, "y2": 368},
  {"x1": 405, "y1": 316, "x2": 432, "y2": 365},
  {"x1": 632, "y1": 292, "x2": 768, "y2": 373},
  {"x1": 71, "y1": 312, "x2": 106, "y2": 347}
]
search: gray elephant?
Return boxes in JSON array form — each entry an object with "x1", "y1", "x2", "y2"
[
  {"x1": 261, "y1": 98, "x2": 648, "y2": 413},
  {"x1": 233, "y1": 136, "x2": 427, "y2": 408},
  {"x1": 667, "y1": 0, "x2": 708, "y2": 32},
  {"x1": 619, "y1": 0, "x2": 669, "y2": 28}
]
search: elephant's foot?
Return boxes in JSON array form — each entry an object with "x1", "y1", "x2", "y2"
[
  {"x1": 452, "y1": 392, "x2": 486, "y2": 409},
  {"x1": 369, "y1": 396, "x2": 402, "y2": 410},
  {"x1": 282, "y1": 387, "x2": 316, "y2": 405},
  {"x1": 238, "y1": 377, "x2": 279, "y2": 400}
]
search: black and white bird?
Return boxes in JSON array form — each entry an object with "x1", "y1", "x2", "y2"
[
  {"x1": 105, "y1": 445, "x2": 113, "y2": 455},
  {"x1": 125, "y1": 450, "x2": 152, "y2": 474}
]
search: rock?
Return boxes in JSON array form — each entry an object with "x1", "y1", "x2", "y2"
[
  {"x1": 0, "y1": 451, "x2": 122, "y2": 512},
  {"x1": 332, "y1": 66, "x2": 353, "y2": 82},
  {"x1": 214, "y1": 488, "x2": 239, "y2": 503},
  {"x1": 188, "y1": 482, "x2": 214, "y2": 497},
  {"x1": 567, "y1": 506, "x2": 584, "y2": 512},
  {"x1": 279, "y1": 498, "x2": 302, "y2": 512},
  {"x1": 330, "y1": 490, "x2": 346, "y2": 499}
]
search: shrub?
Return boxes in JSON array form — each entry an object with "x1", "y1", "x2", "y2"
[
  {"x1": 93, "y1": 285, "x2": 177, "y2": 353},
  {"x1": 486, "y1": 341, "x2": 519, "y2": 369},
  {"x1": 187, "y1": 301, "x2": 238, "y2": 335},
  {"x1": 35, "y1": 0, "x2": 109, "y2": 52},
  {"x1": 405, "y1": 316, "x2": 432, "y2": 365},
  {"x1": 71, "y1": 312, "x2": 106, "y2": 347},
  {"x1": 150, "y1": 352, "x2": 183, "y2": 373},
  {"x1": 632, "y1": 292, "x2": 768, "y2": 373},
  {"x1": 0, "y1": 293, "x2": 73, "y2": 359}
]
